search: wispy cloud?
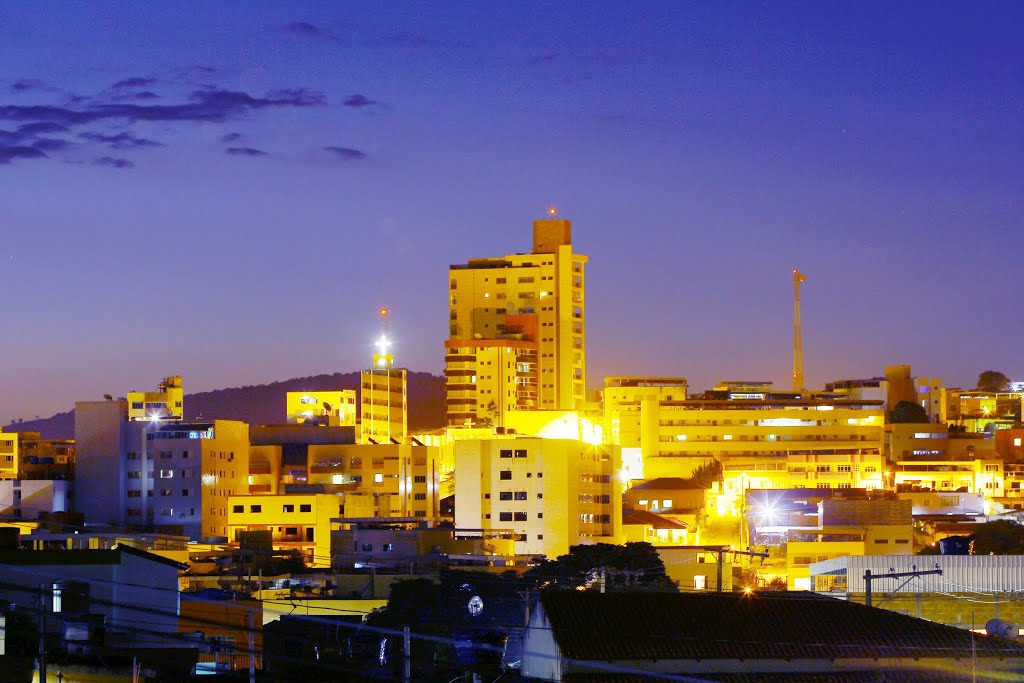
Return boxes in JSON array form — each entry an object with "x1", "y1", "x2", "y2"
[
  {"x1": 0, "y1": 87, "x2": 326, "y2": 127},
  {"x1": 285, "y1": 21, "x2": 336, "y2": 40},
  {"x1": 0, "y1": 146, "x2": 47, "y2": 164},
  {"x1": 221, "y1": 132, "x2": 242, "y2": 143},
  {"x1": 31, "y1": 138, "x2": 70, "y2": 152},
  {"x1": 93, "y1": 156, "x2": 134, "y2": 169},
  {"x1": 8, "y1": 79, "x2": 57, "y2": 94},
  {"x1": 324, "y1": 146, "x2": 367, "y2": 161},
  {"x1": 343, "y1": 93, "x2": 379, "y2": 109},
  {"x1": 226, "y1": 146, "x2": 268, "y2": 157},
  {"x1": 79, "y1": 131, "x2": 162, "y2": 149},
  {"x1": 110, "y1": 77, "x2": 158, "y2": 90}
]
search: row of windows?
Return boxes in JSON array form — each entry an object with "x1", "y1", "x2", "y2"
[
  {"x1": 499, "y1": 470, "x2": 544, "y2": 480},
  {"x1": 234, "y1": 503, "x2": 314, "y2": 514}
]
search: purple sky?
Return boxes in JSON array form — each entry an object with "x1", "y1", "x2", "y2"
[{"x1": 1, "y1": 3, "x2": 1022, "y2": 424}]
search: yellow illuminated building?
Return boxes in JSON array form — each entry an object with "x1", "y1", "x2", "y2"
[
  {"x1": 360, "y1": 308, "x2": 408, "y2": 444},
  {"x1": 227, "y1": 492, "x2": 337, "y2": 567},
  {"x1": 248, "y1": 427, "x2": 442, "y2": 522},
  {"x1": 454, "y1": 436, "x2": 621, "y2": 559},
  {"x1": 446, "y1": 216, "x2": 587, "y2": 426},
  {"x1": 286, "y1": 390, "x2": 356, "y2": 426},
  {"x1": 127, "y1": 375, "x2": 184, "y2": 421},
  {"x1": 609, "y1": 385, "x2": 886, "y2": 517},
  {"x1": 786, "y1": 498, "x2": 912, "y2": 589},
  {"x1": 893, "y1": 458, "x2": 1004, "y2": 498},
  {"x1": 0, "y1": 430, "x2": 18, "y2": 479}
]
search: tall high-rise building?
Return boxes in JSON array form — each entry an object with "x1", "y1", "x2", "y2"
[{"x1": 446, "y1": 214, "x2": 587, "y2": 426}]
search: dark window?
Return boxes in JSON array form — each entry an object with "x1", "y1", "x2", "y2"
[
  {"x1": 514, "y1": 512, "x2": 528, "y2": 521},
  {"x1": 537, "y1": 493, "x2": 543, "y2": 499},
  {"x1": 414, "y1": 475, "x2": 426, "y2": 483},
  {"x1": 285, "y1": 527, "x2": 298, "y2": 536},
  {"x1": 305, "y1": 528, "x2": 314, "y2": 542},
  {"x1": 514, "y1": 491, "x2": 527, "y2": 500},
  {"x1": 300, "y1": 504, "x2": 312, "y2": 512},
  {"x1": 499, "y1": 450, "x2": 513, "y2": 458},
  {"x1": 361, "y1": 543, "x2": 373, "y2": 552},
  {"x1": 499, "y1": 491, "x2": 513, "y2": 501},
  {"x1": 232, "y1": 505, "x2": 243, "y2": 513},
  {"x1": 514, "y1": 449, "x2": 527, "y2": 458},
  {"x1": 250, "y1": 505, "x2": 262, "y2": 513},
  {"x1": 498, "y1": 512, "x2": 513, "y2": 522},
  {"x1": 499, "y1": 470, "x2": 512, "y2": 480},
  {"x1": 414, "y1": 493, "x2": 426, "y2": 500},
  {"x1": 283, "y1": 504, "x2": 295, "y2": 513}
]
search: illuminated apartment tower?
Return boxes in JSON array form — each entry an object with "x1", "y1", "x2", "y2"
[
  {"x1": 446, "y1": 212, "x2": 587, "y2": 426},
  {"x1": 359, "y1": 308, "x2": 408, "y2": 444}
]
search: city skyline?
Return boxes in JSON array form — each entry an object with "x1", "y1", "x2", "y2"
[{"x1": 2, "y1": 3, "x2": 1022, "y2": 425}]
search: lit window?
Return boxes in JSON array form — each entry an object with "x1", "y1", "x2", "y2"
[
  {"x1": 694, "y1": 575, "x2": 706, "y2": 590},
  {"x1": 374, "y1": 473, "x2": 384, "y2": 483}
]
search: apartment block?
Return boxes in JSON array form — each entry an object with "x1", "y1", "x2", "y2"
[
  {"x1": 127, "y1": 375, "x2": 184, "y2": 422},
  {"x1": 454, "y1": 436, "x2": 621, "y2": 558},
  {"x1": 227, "y1": 492, "x2": 337, "y2": 567},
  {"x1": 446, "y1": 217, "x2": 587, "y2": 426}
]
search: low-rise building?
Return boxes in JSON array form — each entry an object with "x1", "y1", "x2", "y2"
[
  {"x1": 454, "y1": 436, "x2": 621, "y2": 558},
  {"x1": 227, "y1": 492, "x2": 337, "y2": 567},
  {"x1": 521, "y1": 591, "x2": 1024, "y2": 681},
  {"x1": 286, "y1": 390, "x2": 357, "y2": 426},
  {"x1": 812, "y1": 554, "x2": 1024, "y2": 633}
]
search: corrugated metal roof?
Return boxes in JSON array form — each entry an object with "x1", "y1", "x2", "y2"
[
  {"x1": 810, "y1": 555, "x2": 1024, "y2": 593},
  {"x1": 537, "y1": 591, "x2": 1024, "y2": 662}
]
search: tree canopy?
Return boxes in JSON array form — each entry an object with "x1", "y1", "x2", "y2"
[
  {"x1": 888, "y1": 400, "x2": 929, "y2": 424},
  {"x1": 523, "y1": 542, "x2": 677, "y2": 592},
  {"x1": 977, "y1": 370, "x2": 1011, "y2": 392},
  {"x1": 970, "y1": 520, "x2": 1024, "y2": 555}
]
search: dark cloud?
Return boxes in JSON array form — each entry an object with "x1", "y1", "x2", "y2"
[
  {"x1": 285, "y1": 21, "x2": 335, "y2": 39},
  {"x1": 92, "y1": 156, "x2": 134, "y2": 169},
  {"x1": 110, "y1": 77, "x2": 157, "y2": 90},
  {"x1": 221, "y1": 132, "x2": 242, "y2": 143},
  {"x1": 128, "y1": 91, "x2": 161, "y2": 100},
  {"x1": 0, "y1": 146, "x2": 47, "y2": 164},
  {"x1": 17, "y1": 122, "x2": 68, "y2": 135},
  {"x1": 79, "y1": 131, "x2": 162, "y2": 149},
  {"x1": 31, "y1": 138, "x2": 70, "y2": 152},
  {"x1": 323, "y1": 146, "x2": 367, "y2": 161},
  {"x1": 225, "y1": 147, "x2": 268, "y2": 157},
  {"x1": 0, "y1": 87, "x2": 326, "y2": 126},
  {"x1": 343, "y1": 94, "x2": 379, "y2": 108}
]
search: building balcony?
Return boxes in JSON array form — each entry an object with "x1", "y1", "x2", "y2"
[{"x1": 249, "y1": 462, "x2": 272, "y2": 474}]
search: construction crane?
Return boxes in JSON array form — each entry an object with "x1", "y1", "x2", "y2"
[{"x1": 792, "y1": 269, "x2": 807, "y2": 392}]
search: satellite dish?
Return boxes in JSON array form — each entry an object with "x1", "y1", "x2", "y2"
[
  {"x1": 103, "y1": 394, "x2": 113, "y2": 401},
  {"x1": 986, "y1": 618, "x2": 1018, "y2": 639},
  {"x1": 322, "y1": 402, "x2": 333, "y2": 413},
  {"x1": 467, "y1": 595, "x2": 484, "y2": 617}
]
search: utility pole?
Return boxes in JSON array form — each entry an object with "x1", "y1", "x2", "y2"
[
  {"x1": 403, "y1": 625, "x2": 411, "y2": 683},
  {"x1": 864, "y1": 566, "x2": 942, "y2": 607},
  {"x1": 38, "y1": 583, "x2": 47, "y2": 683},
  {"x1": 792, "y1": 269, "x2": 807, "y2": 392},
  {"x1": 248, "y1": 608, "x2": 256, "y2": 683}
]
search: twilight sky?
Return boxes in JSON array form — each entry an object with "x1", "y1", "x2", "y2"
[{"x1": 1, "y1": 2, "x2": 1022, "y2": 424}]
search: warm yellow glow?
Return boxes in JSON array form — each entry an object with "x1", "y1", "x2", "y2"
[
  {"x1": 548, "y1": 206, "x2": 557, "y2": 216},
  {"x1": 379, "y1": 307, "x2": 389, "y2": 318}
]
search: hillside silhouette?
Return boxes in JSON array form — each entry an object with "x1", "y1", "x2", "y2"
[{"x1": 5, "y1": 371, "x2": 446, "y2": 440}]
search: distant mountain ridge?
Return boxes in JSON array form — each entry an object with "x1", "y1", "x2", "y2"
[{"x1": 4, "y1": 371, "x2": 447, "y2": 440}]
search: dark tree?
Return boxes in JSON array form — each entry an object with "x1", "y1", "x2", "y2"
[
  {"x1": 977, "y1": 370, "x2": 1011, "y2": 392},
  {"x1": 970, "y1": 520, "x2": 1024, "y2": 555},
  {"x1": 888, "y1": 400, "x2": 929, "y2": 424},
  {"x1": 690, "y1": 458, "x2": 723, "y2": 488},
  {"x1": 524, "y1": 542, "x2": 677, "y2": 592}
]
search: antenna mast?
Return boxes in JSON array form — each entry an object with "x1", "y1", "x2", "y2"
[{"x1": 792, "y1": 269, "x2": 807, "y2": 391}]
